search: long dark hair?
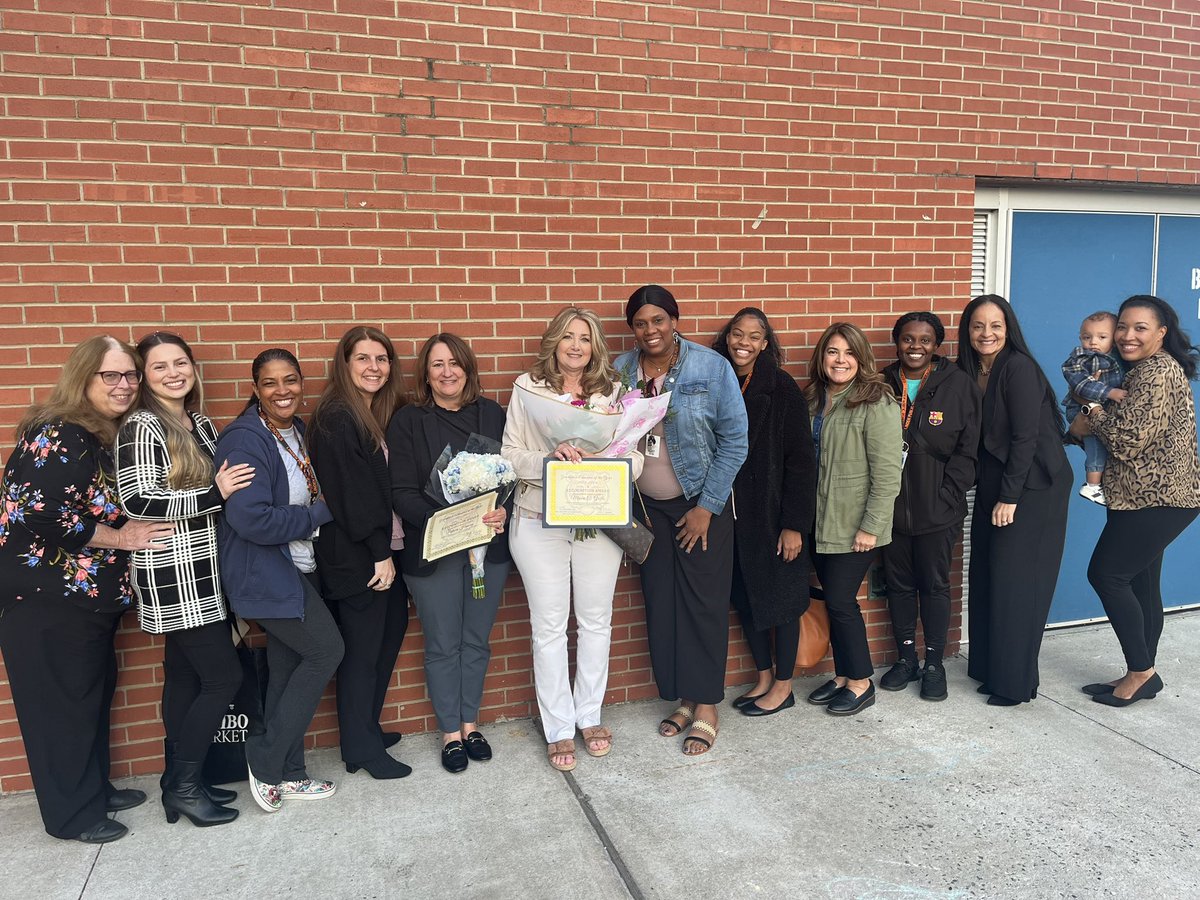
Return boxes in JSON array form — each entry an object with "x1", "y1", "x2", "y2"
[
  {"x1": 712, "y1": 306, "x2": 784, "y2": 369},
  {"x1": 1120, "y1": 294, "x2": 1199, "y2": 380},
  {"x1": 310, "y1": 326, "x2": 405, "y2": 447},
  {"x1": 804, "y1": 322, "x2": 893, "y2": 410},
  {"x1": 956, "y1": 294, "x2": 1064, "y2": 432}
]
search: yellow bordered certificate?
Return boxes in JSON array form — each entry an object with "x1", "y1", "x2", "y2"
[
  {"x1": 421, "y1": 489, "x2": 499, "y2": 563},
  {"x1": 541, "y1": 458, "x2": 632, "y2": 528}
]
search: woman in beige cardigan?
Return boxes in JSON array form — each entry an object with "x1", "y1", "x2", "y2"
[
  {"x1": 502, "y1": 307, "x2": 643, "y2": 771},
  {"x1": 1083, "y1": 295, "x2": 1200, "y2": 707},
  {"x1": 804, "y1": 323, "x2": 903, "y2": 717}
]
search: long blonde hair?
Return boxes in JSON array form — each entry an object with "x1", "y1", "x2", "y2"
[
  {"x1": 17, "y1": 335, "x2": 140, "y2": 447},
  {"x1": 530, "y1": 307, "x2": 617, "y2": 397},
  {"x1": 135, "y1": 332, "x2": 213, "y2": 489},
  {"x1": 804, "y1": 322, "x2": 894, "y2": 410}
]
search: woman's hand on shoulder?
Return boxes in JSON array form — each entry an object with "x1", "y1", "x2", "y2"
[
  {"x1": 777, "y1": 528, "x2": 804, "y2": 562},
  {"x1": 215, "y1": 459, "x2": 255, "y2": 500},
  {"x1": 852, "y1": 529, "x2": 877, "y2": 552},
  {"x1": 991, "y1": 501, "x2": 1016, "y2": 527}
]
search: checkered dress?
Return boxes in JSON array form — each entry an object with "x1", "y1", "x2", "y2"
[{"x1": 114, "y1": 410, "x2": 229, "y2": 634}]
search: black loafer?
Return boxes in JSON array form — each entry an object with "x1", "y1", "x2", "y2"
[
  {"x1": 441, "y1": 740, "x2": 468, "y2": 774},
  {"x1": 76, "y1": 819, "x2": 128, "y2": 844},
  {"x1": 742, "y1": 692, "x2": 795, "y2": 717},
  {"x1": 105, "y1": 788, "x2": 147, "y2": 812},
  {"x1": 1082, "y1": 682, "x2": 1116, "y2": 696},
  {"x1": 807, "y1": 679, "x2": 841, "y2": 705},
  {"x1": 827, "y1": 682, "x2": 876, "y2": 716},
  {"x1": 463, "y1": 731, "x2": 492, "y2": 761},
  {"x1": 880, "y1": 658, "x2": 920, "y2": 691}
]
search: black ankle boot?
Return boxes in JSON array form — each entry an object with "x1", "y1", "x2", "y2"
[
  {"x1": 165, "y1": 739, "x2": 237, "y2": 805},
  {"x1": 163, "y1": 759, "x2": 239, "y2": 827}
]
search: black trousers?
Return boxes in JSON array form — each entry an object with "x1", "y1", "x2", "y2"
[
  {"x1": 639, "y1": 495, "x2": 734, "y2": 705},
  {"x1": 325, "y1": 556, "x2": 409, "y2": 764},
  {"x1": 249, "y1": 573, "x2": 344, "y2": 784},
  {"x1": 812, "y1": 548, "x2": 878, "y2": 681},
  {"x1": 730, "y1": 554, "x2": 799, "y2": 679},
  {"x1": 881, "y1": 525, "x2": 958, "y2": 662},
  {"x1": 0, "y1": 598, "x2": 121, "y2": 838},
  {"x1": 162, "y1": 619, "x2": 243, "y2": 762},
  {"x1": 968, "y1": 454, "x2": 1071, "y2": 701},
  {"x1": 1087, "y1": 505, "x2": 1198, "y2": 671}
]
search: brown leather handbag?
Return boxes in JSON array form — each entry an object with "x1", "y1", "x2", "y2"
[{"x1": 797, "y1": 596, "x2": 831, "y2": 668}]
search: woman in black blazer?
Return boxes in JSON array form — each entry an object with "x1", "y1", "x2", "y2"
[
  {"x1": 957, "y1": 295, "x2": 1071, "y2": 706},
  {"x1": 386, "y1": 333, "x2": 510, "y2": 774},
  {"x1": 307, "y1": 326, "x2": 411, "y2": 779},
  {"x1": 712, "y1": 308, "x2": 816, "y2": 717}
]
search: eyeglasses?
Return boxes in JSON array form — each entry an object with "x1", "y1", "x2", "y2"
[{"x1": 95, "y1": 370, "x2": 143, "y2": 386}]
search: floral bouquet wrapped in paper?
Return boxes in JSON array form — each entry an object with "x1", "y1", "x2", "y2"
[
  {"x1": 426, "y1": 434, "x2": 517, "y2": 598},
  {"x1": 511, "y1": 382, "x2": 671, "y2": 459}
]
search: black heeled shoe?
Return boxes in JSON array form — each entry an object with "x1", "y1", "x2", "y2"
[
  {"x1": 162, "y1": 760, "x2": 239, "y2": 827},
  {"x1": 163, "y1": 740, "x2": 236, "y2": 805},
  {"x1": 463, "y1": 731, "x2": 492, "y2": 761},
  {"x1": 742, "y1": 692, "x2": 796, "y2": 717},
  {"x1": 441, "y1": 740, "x2": 468, "y2": 774},
  {"x1": 1092, "y1": 673, "x2": 1163, "y2": 707},
  {"x1": 382, "y1": 731, "x2": 403, "y2": 749},
  {"x1": 346, "y1": 753, "x2": 412, "y2": 779}
]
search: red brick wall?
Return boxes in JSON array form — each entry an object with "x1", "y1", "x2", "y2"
[{"x1": 2, "y1": 0, "x2": 1198, "y2": 792}]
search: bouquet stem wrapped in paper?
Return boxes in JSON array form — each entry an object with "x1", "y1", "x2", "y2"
[{"x1": 426, "y1": 434, "x2": 517, "y2": 598}]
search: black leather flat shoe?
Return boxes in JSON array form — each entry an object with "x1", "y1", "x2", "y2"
[
  {"x1": 742, "y1": 692, "x2": 795, "y2": 717},
  {"x1": 1082, "y1": 682, "x2": 1117, "y2": 696},
  {"x1": 76, "y1": 819, "x2": 128, "y2": 844},
  {"x1": 827, "y1": 683, "x2": 875, "y2": 716},
  {"x1": 975, "y1": 684, "x2": 993, "y2": 695},
  {"x1": 1093, "y1": 673, "x2": 1163, "y2": 707},
  {"x1": 807, "y1": 680, "x2": 841, "y2": 705},
  {"x1": 464, "y1": 731, "x2": 492, "y2": 761},
  {"x1": 105, "y1": 788, "x2": 147, "y2": 812},
  {"x1": 731, "y1": 691, "x2": 767, "y2": 710},
  {"x1": 986, "y1": 694, "x2": 1021, "y2": 706},
  {"x1": 441, "y1": 740, "x2": 468, "y2": 774}
]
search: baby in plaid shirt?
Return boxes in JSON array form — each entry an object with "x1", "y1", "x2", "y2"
[{"x1": 1061, "y1": 310, "x2": 1126, "y2": 506}]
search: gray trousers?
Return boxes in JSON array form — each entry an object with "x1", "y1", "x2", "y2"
[
  {"x1": 247, "y1": 574, "x2": 345, "y2": 784},
  {"x1": 405, "y1": 553, "x2": 509, "y2": 734}
]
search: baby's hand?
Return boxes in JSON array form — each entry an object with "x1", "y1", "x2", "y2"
[{"x1": 1106, "y1": 388, "x2": 1127, "y2": 402}]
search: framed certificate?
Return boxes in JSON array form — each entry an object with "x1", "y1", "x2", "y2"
[
  {"x1": 421, "y1": 489, "x2": 499, "y2": 563},
  {"x1": 541, "y1": 458, "x2": 632, "y2": 528}
]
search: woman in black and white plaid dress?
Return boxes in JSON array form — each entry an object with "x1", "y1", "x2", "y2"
[{"x1": 115, "y1": 332, "x2": 255, "y2": 828}]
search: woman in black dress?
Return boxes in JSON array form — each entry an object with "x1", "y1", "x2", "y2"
[{"x1": 957, "y1": 295, "x2": 1071, "y2": 706}]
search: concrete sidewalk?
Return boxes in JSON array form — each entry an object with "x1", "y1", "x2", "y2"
[{"x1": 5, "y1": 613, "x2": 1200, "y2": 899}]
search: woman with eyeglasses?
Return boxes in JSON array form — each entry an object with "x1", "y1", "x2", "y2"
[
  {"x1": 115, "y1": 332, "x2": 255, "y2": 827},
  {"x1": 0, "y1": 337, "x2": 174, "y2": 844}
]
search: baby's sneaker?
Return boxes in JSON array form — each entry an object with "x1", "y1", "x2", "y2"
[{"x1": 1079, "y1": 483, "x2": 1106, "y2": 505}]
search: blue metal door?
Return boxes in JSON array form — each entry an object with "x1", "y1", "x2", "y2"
[{"x1": 1008, "y1": 210, "x2": 1200, "y2": 623}]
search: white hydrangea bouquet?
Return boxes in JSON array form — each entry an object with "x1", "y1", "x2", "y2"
[{"x1": 427, "y1": 435, "x2": 517, "y2": 598}]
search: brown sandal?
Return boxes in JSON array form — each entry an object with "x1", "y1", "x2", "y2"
[
  {"x1": 683, "y1": 718, "x2": 718, "y2": 755},
  {"x1": 547, "y1": 739, "x2": 576, "y2": 772},
  {"x1": 580, "y1": 726, "x2": 613, "y2": 758},
  {"x1": 658, "y1": 704, "x2": 695, "y2": 737}
]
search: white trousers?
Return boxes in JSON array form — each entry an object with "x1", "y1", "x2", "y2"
[{"x1": 510, "y1": 514, "x2": 624, "y2": 743}]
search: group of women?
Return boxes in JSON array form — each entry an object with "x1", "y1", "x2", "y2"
[{"x1": 1, "y1": 287, "x2": 1196, "y2": 843}]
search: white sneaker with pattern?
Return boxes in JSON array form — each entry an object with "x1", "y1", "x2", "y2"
[{"x1": 279, "y1": 778, "x2": 336, "y2": 801}]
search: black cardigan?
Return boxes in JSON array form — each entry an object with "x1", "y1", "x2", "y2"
[
  {"x1": 731, "y1": 355, "x2": 817, "y2": 630},
  {"x1": 386, "y1": 398, "x2": 511, "y2": 579},
  {"x1": 307, "y1": 402, "x2": 395, "y2": 601}
]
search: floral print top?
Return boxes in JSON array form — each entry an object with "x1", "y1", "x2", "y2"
[{"x1": 0, "y1": 419, "x2": 132, "y2": 613}]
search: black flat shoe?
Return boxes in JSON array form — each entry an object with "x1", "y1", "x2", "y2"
[
  {"x1": 105, "y1": 788, "x2": 147, "y2": 812},
  {"x1": 346, "y1": 753, "x2": 412, "y2": 779},
  {"x1": 742, "y1": 692, "x2": 796, "y2": 717},
  {"x1": 731, "y1": 691, "x2": 767, "y2": 710},
  {"x1": 1082, "y1": 682, "x2": 1117, "y2": 696},
  {"x1": 986, "y1": 694, "x2": 1021, "y2": 706},
  {"x1": 76, "y1": 819, "x2": 128, "y2": 844},
  {"x1": 976, "y1": 684, "x2": 993, "y2": 695},
  {"x1": 807, "y1": 680, "x2": 842, "y2": 705},
  {"x1": 382, "y1": 731, "x2": 403, "y2": 749},
  {"x1": 441, "y1": 740, "x2": 468, "y2": 774},
  {"x1": 463, "y1": 731, "x2": 492, "y2": 761},
  {"x1": 1092, "y1": 673, "x2": 1163, "y2": 707},
  {"x1": 827, "y1": 683, "x2": 875, "y2": 716}
]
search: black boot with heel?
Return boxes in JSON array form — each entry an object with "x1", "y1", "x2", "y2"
[{"x1": 163, "y1": 759, "x2": 239, "y2": 827}]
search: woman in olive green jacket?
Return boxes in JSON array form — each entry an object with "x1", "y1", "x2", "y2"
[{"x1": 804, "y1": 323, "x2": 903, "y2": 716}]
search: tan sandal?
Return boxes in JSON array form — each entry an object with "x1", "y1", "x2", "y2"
[
  {"x1": 580, "y1": 726, "x2": 613, "y2": 758},
  {"x1": 683, "y1": 718, "x2": 718, "y2": 755},
  {"x1": 547, "y1": 739, "x2": 576, "y2": 772},
  {"x1": 658, "y1": 704, "x2": 695, "y2": 737}
]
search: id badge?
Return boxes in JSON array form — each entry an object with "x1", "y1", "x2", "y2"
[
  {"x1": 645, "y1": 433, "x2": 661, "y2": 459},
  {"x1": 900, "y1": 441, "x2": 909, "y2": 469}
]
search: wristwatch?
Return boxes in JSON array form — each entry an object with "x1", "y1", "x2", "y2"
[{"x1": 1083, "y1": 402, "x2": 1102, "y2": 416}]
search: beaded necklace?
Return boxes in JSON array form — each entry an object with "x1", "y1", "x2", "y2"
[{"x1": 259, "y1": 410, "x2": 320, "y2": 502}]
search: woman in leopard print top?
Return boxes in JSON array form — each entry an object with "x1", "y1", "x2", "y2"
[{"x1": 1082, "y1": 295, "x2": 1200, "y2": 708}]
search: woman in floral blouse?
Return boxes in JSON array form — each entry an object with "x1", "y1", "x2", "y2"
[{"x1": 0, "y1": 336, "x2": 174, "y2": 844}]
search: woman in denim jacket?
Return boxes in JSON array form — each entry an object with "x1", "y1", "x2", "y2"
[{"x1": 613, "y1": 285, "x2": 748, "y2": 755}]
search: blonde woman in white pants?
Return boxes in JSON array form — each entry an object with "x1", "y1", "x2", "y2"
[{"x1": 503, "y1": 307, "x2": 643, "y2": 773}]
